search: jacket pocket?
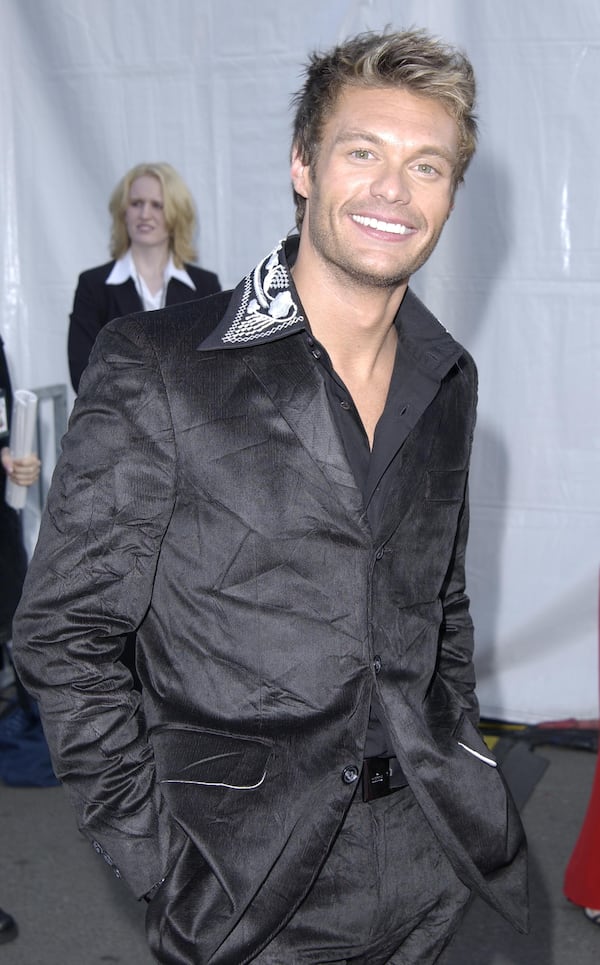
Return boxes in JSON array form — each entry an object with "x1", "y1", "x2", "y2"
[
  {"x1": 152, "y1": 726, "x2": 272, "y2": 790},
  {"x1": 457, "y1": 739, "x2": 498, "y2": 767},
  {"x1": 452, "y1": 714, "x2": 498, "y2": 768}
]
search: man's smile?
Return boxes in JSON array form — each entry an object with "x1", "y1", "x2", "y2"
[{"x1": 350, "y1": 214, "x2": 415, "y2": 235}]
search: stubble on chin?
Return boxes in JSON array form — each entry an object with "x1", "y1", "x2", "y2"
[
  {"x1": 306, "y1": 204, "x2": 444, "y2": 293},
  {"x1": 314, "y1": 231, "x2": 441, "y2": 292}
]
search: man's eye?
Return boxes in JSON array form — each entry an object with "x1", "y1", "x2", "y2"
[
  {"x1": 416, "y1": 163, "x2": 436, "y2": 175},
  {"x1": 351, "y1": 149, "x2": 373, "y2": 160}
]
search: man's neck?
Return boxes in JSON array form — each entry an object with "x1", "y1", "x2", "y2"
[
  {"x1": 291, "y1": 240, "x2": 407, "y2": 448},
  {"x1": 291, "y1": 245, "x2": 406, "y2": 382}
]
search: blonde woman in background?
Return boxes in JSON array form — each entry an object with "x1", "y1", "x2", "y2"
[{"x1": 67, "y1": 161, "x2": 220, "y2": 392}]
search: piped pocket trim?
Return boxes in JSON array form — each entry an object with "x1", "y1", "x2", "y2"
[{"x1": 457, "y1": 741, "x2": 498, "y2": 767}]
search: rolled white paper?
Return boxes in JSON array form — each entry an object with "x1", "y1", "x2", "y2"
[{"x1": 5, "y1": 389, "x2": 38, "y2": 510}]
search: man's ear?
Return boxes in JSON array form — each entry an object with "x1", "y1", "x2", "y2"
[
  {"x1": 447, "y1": 181, "x2": 461, "y2": 218},
  {"x1": 290, "y1": 147, "x2": 310, "y2": 200}
]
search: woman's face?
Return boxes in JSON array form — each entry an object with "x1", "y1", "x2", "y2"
[{"x1": 124, "y1": 175, "x2": 170, "y2": 250}]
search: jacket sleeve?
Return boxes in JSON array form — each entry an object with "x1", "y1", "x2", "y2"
[
  {"x1": 67, "y1": 270, "x2": 109, "y2": 393},
  {"x1": 438, "y1": 489, "x2": 480, "y2": 725},
  {"x1": 12, "y1": 317, "x2": 186, "y2": 897},
  {"x1": 437, "y1": 355, "x2": 480, "y2": 726}
]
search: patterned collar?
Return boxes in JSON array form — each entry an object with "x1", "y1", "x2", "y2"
[
  {"x1": 199, "y1": 237, "x2": 306, "y2": 349},
  {"x1": 198, "y1": 235, "x2": 464, "y2": 379}
]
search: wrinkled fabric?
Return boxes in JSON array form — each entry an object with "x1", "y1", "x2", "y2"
[
  {"x1": 217, "y1": 789, "x2": 471, "y2": 965},
  {"x1": 13, "y1": 276, "x2": 526, "y2": 962}
]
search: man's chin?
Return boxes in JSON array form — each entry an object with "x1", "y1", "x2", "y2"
[{"x1": 335, "y1": 259, "x2": 413, "y2": 290}]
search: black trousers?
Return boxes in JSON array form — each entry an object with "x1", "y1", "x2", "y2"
[
  {"x1": 148, "y1": 785, "x2": 470, "y2": 965},
  {"x1": 245, "y1": 786, "x2": 470, "y2": 964}
]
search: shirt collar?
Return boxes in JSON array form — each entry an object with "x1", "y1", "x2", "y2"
[
  {"x1": 105, "y1": 250, "x2": 196, "y2": 290},
  {"x1": 198, "y1": 235, "x2": 464, "y2": 378},
  {"x1": 199, "y1": 236, "x2": 306, "y2": 349}
]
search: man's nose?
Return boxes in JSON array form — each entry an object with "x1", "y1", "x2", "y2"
[{"x1": 370, "y1": 165, "x2": 411, "y2": 204}]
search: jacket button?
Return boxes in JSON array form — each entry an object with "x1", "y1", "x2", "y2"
[
  {"x1": 375, "y1": 547, "x2": 384, "y2": 561},
  {"x1": 342, "y1": 765, "x2": 359, "y2": 785},
  {"x1": 373, "y1": 655, "x2": 382, "y2": 674}
]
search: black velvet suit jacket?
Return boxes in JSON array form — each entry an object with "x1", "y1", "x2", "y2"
[
  {"x1": 14, "y1": 242, "x2": 527, "y2": 964},
  {"x1": 67, "y1": 258, "x2": 221, "y2": 391}
]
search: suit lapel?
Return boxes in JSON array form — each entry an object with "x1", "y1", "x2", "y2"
[
  {"x1": 194, "y1": 239, "x2": 368, "y2": 524},
  {"x1": 166, "y1": 278, "x2": 195, "y2": 306},
  {"x1": 365, "y1": 290, "x2": 466, "y2": 542},
  {"x1": 243, "y1": 339, "x2": 368, "y2": 528},
  {"x1": 364, "y1": 345, "x2": 443, "y2": 505},
  {"x1": 110, "y1": 279, "x2": 142, "y2": 317},
  {"x1": 371, "y1": 398, "x2": 441, "y2": 543}
]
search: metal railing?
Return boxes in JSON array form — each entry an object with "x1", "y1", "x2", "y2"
[{"x1": 30, "y1": 383, "x2": 69, "y2": 514}]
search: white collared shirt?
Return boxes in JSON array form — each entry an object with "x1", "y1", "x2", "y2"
[{"x1": 106, "y1": 250, "x2": 196, "y2": 311}]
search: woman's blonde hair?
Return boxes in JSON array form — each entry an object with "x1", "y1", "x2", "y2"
[{"x1": 109, "y1": 162, "x2": 198, "y2": 266}]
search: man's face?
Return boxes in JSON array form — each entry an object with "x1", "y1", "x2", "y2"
[
  {"x1": 124, "y1": 175, "x2": 169, "y2": 250},
  {"x1": 291, "y1": 85, "x2": 459, "y2": 289}
]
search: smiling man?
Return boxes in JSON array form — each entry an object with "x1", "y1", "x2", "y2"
[
  {"x1": 292, "y1": 86, "x2": 458, "y2": 290},
  {"x1": 14, "y1": 29, "x2": 527, "y2": 965}
]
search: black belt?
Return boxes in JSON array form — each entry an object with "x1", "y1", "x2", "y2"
[{"x1": 360, "y1": 756, "x2": 409, "y2": 802}]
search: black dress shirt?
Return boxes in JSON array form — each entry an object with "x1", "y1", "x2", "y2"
[{"x1": 304, "y1": 327, "x2": 425, "y2": 757}]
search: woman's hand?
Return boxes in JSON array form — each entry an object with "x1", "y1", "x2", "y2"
[{"x1": 1, "y1": 447, "x2": 41, "y2": 487}]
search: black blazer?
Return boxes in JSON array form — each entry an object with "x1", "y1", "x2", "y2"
[
  {"x1": 14, "y1": 276, "x2": 527, "y2": 962},
  {"x1": 67, "y1": 259, "x2": 221, "y2": 391}
]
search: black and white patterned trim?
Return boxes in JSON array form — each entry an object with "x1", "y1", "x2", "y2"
[{"x1": 221, "y1": 241, "x2": 304, "y2": 344}]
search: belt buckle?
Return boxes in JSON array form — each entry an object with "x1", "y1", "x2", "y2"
[{"x1": 362, "y1": 756, "x2": 392, "y2": 802}]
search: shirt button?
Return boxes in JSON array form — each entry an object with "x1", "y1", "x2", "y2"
[
  {"x1": 375, "y1": 547, "x2": 384, "y2": 561},
  {"x1": 373, "y1": 655, "x2": 382, "y2": 674},
  {"x1": 342, "y1": 765, "x2": 359, "y2": 785},
  {"x1": 340, "y1": 400, "x2": 350, "y2": 410},
  {"x1": 311, "y1": 348, "x2": 322, "y2": 359}
]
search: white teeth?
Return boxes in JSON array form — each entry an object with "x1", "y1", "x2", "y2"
[{"x1": 352, "y1": 214, "x2": 411, "y2": 235}]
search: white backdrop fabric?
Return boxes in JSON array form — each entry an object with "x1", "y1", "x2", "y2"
[{"x1": 2, "y1": 0, "x2": 599, "y2": 723}]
